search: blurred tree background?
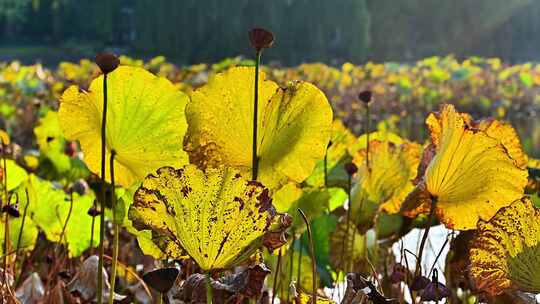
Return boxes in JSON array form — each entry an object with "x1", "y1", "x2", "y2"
[{"x1": 1, "y1": 0, "x2": 539, "y2": 65}]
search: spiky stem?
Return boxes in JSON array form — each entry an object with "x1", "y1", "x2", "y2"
[
  {"x1": 97, "y1": 73, "x2": 109, "y2": 304},
  {"x1": 298, "y1": 209, "x2": 316, "y2": 304},
  {"x1": 252, "y1": 51, "x2": 262, "y2": 180},
  {"x1": 108, "y1": 151, "x2": 118, "y2": 304}
]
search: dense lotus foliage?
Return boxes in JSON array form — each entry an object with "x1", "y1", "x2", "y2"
[{"x1": 0, "y1": 54, "x2": 540, "y2": 304}]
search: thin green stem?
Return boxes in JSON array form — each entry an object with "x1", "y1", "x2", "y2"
[
  {"x1": 14, "y1": 189, "x2": 29, "y2": 286},
  {"x1": 286, "y1": 230, "x2": 295, "y2": 303},
  {"x1": 345, "y1": 175, "x2": 353, "y2": 273},
  {"x1": 297, "y1": 240, "x2": 302, "y2": 287},
  {"x1": 90, "y1": 205, "x2": 96, "y2": 254},
  {"x1": 205, "y1": 272, "x2": 213, "y2": 304},
  {"x1": 298, "y1": 209, "x2": 316, "y2": 304},
  {"x1": 323, "y1": 151, "x2": 328, "y2": 187},
  {"x1": 97, "y1": 73, "x2": 108, "y2": 304},
  {"x1": 365, "y1": 104, "x2": 370, "y2": 172},
  {"x1": 252, "y1": 51, "x2": 261, "y2": 180},
  {"x1": 56, "y1": 191, "x2": 74, "y2": 254},
  {"x1": 2, "y1": 143, "x2": 10, "y2": 295},
  {"x1": 271, "y1": 248, "x2": 282, "y2": 304},
  {"x1": 108, "y1": 151, "x2": 118, "y2": 304}
]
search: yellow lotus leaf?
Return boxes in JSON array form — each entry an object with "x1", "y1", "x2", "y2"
[
  {"x1": 0, "y1": 129, "x2": 9, "y2": 145},
  {"x1": 58, "y1": 66, "x2": 189, "y2": 187},
  {"x1": 528, "y1": 158, "x2": 540, "y2": 169},
  {"x1": 294, "y1": 292, "x2": 335, "y2": 304},
  {"x1": 404, "y1": 104, "x2": 527, "y2": 230},
  {"x1": 185, "y1": 67, "x2": 333, "y2": 189},
  {"x1": 306, "y1": 120, "x2": 356, "y2": 189},
  {"x1": 427, "y1": 110, "x2": 527, "y2": 169},
  {"x1": 474, "y1": 119, "x2": 528, "y2": 169},
  {"x1": 128, "y1": 164, "x2": 277, "y2": 271},
  {"x1": 352, "y1": 140, "x2": 422, "y2": 214},
  {"x1": 470, "y1": 197, "x2": 540, "y2": 296},
  {"x1": 348, "y1": 130, "x2": 404, "y2": 156}
]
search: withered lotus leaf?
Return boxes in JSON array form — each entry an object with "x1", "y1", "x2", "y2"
[
  {"x1": 470, "y1": 197, "x2": 540, "y2": 296},
  {"x1": 128, "y1": 164, "x2": 277, "y2": 271}
]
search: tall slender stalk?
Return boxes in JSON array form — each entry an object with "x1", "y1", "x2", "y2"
[
  {"x1": 345, "y1": 175, "x2": 354, "y2": 273},
  {"x1": 56, "y1": 191, "x2": 74, "y2": 253},
  {"x1": 414, "y1": 197, "x2": 437, "y2": 278},
  {"x1": 323, "y1": 149, "x2": 328, "y2": 187},
  {"x1": 252, "y1": 51, "x2": 262, "y2": 181},
  {"x1": 90, "y1": 204, "x2": 96, "y2": 254},
  {"x1": 205, "y1": 273, "x2": 213, "y2": 304},
  {"x1": 1, "y1": 141, "x2": 10, "y2": 295},
  {"x1": 108, "y1": 151, "x2": 118, "y2": 304},
  {"x1": 365, "y1": 103, "x2": 370, "y2": 172},
  {"x1": 271, "y1": 248, "x2": 282, "y2": 304},
  {"x1": 297, "y1": 241, "x2": 302, "y2": 288},
  {"x1": 97, "y1": 73, "x2": 109, "y2": 304},
  {"x1": 298, "y1": 209, "x2": 316, "y2": 304},
  {"x1": 286, "y1": 230, "x2": 295, "y2": 303},
  {"x1": 14, "y1": 189, "x2": 29, "y2": 285}
]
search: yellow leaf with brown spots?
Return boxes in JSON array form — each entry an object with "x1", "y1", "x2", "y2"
[
  {"x1": 128, "y1": 164, "x2": 277, "y2": 271},
  {"x1": 470, "y1": 197, "x2": 540, "y2": 296}
]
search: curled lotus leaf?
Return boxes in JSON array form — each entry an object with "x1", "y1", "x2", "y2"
[
  {"x1": 59, "y1": 66, "x2": 189, "y2": 187},
  {"x1": 474, "y1": 119, "x2": 528, "y2": 169},
  {"x1": 470, "y1": 197, "x2": 540, "y2": 297},
  {"x1": 427, "y1": 113, "x2": 527, "y2": 169},
  {"x1": 184, "y1": 66, "x2": 333, "y2": 189},
  {"x1": 402, "y1": 104, "x2": 527, "y2": 230},
  {"x1": 352, "y1": 139, "x2": 422, "y2": 214},
  {"x1": 129, "y1": 164, "x2": 277, "y2": 271}
]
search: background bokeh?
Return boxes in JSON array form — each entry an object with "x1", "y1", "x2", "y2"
[{"x1": 2, "y1": 0, "x2": 540, "y2": 65}]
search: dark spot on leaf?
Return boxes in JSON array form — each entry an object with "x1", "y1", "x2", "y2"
[{"x1": 181, "y1": 186, "x2": 192, "y2": 198}]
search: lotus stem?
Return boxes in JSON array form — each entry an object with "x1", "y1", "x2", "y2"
[
  {"x1": 298, "y1": 208, "x2": 316, "y2": 303},
  {"x1": 428, "y1": 234, "x2": 451, "y2": 277},
  {"x1": 1, "y1": 142, "x2": 10, "y2": 295},
  {"x1": 365, "y1": 103, "x2": 370, "y2": 172},
  {"x1": 14, "y1": 189, "x2": 29, "y2": 285},
  {"x1": 205, "y1": 272, "x2": 213, "y2": 304},
  {"x1": 108, "y1": 150, "x2": 118, "y2": 304},
  {"x1": 414, "y1": 197, "x2": 437, "y2": 278},
  {"x1": 286, "y1": 230, "x2": 295, "y2": 303},
  {"x1": 56, "y1": 191, "x2": 74, "y2": 254},
  {"x1": 90, "y1": 204, "x2": 96, "y2": 253},
  {"x1": 323, "y1": 150, "x2": 328, "y2": 187},
  {"x1": 252, "y1": 51, "x2": 261, "y2": 180},
  {"x1": 97, "y1": 73, "x2": 109, "y2": 304},
  {"x1": 271, "y1": 248, "x2": 282, "y2": 304}
]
